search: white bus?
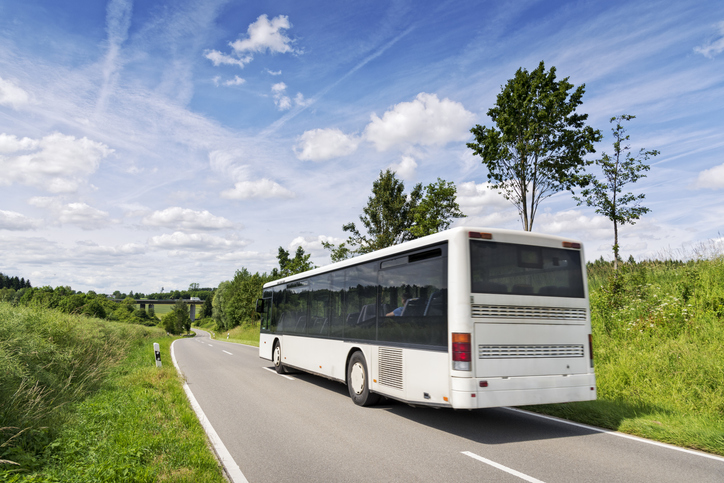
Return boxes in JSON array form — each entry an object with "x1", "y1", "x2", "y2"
[{"x1": 258, "y1": 227, "x2": 596, "y2": 409}]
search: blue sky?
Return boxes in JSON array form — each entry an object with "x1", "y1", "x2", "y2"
[{"x1": 1, "y1": 0, "x2": 723, "y2": 293}]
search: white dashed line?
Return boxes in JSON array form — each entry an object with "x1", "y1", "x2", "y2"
[
  {"x1": 462, "y1": 451, "x2": 545, "y2": 483},
  {"x1": 223, "y1": 350, "x2": 233, "y2": 355}
]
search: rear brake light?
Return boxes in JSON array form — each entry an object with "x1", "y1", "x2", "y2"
[
  {"x1": 563, "y1": 241, "x2": 581, "y2": 249},
  {"x1": 452, "y1": 333, "x2": 472, "y2": 371},
  {"x1": 469, "y1": 232, "x2": 492, "y2": 239},
  {"x1": 588, "y1": 334, "x2": 594, "y2": 368}
]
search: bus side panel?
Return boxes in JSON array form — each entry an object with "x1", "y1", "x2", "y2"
[
  {"x1": 369, "y1": 347, "x2": 450, "y2": 407},
  {"x1": 282, "y1": 335, "x2": 349, "y2": 382},
  {"x1": 259, "y1": 332, "x2": 275, "y2": 361}
]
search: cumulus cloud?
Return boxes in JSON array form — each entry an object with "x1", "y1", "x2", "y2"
[
  {"x1": 75, "y1": 240, "x2": 145, "y2": 257},
  {"x1": 363, "y1": 93, "x2": 475, "y2": 151},
  {"x1": 294, "y1": 128, "x2": 361, "y2": 161},
  {"x1": 694, "y1": 21, "x2": 724, "y2": 58},
  {"x1": 389, "y1": 155, "x2": 418, "y2": 180},
  {"x1": 142, "y1": 207, "x2": 234, "y2": 231},
  {"x1": 0, "y1": 77, "x2": 31, "y2": 109},
  {"x1": 148, "y1": 231, "x2": 248, "y2": 251},
  {"x1": 29, "y1": 197, "x2": 113, "y2": 230},
  {"x1": 230, "y1": 14, "x2": 295, "y2": 55},
  {"x1": 204, "y1": 14, "x2": 295, "y2": 70},
  {"x1": 0, "y1": 133, "x2": 112, "y2": 193},
  {"x1": 456, "y1": 181, "x2": 511, "y2": 216},
  {"x1": 272, "y1": 82, "x2": 291, "y2": 110},
  {"x1": 224, "y1": 75, "x2": 246, "y2": 86},
  {"x1": 692, "y1": 162, "x2": 724, "y2": 189},
  {"x1": 221, "y1": 179, "x2": 295, "y2": 200},
  {"x1": 0, "y1": 210, "x2": 41, "y2": 230},
  {"x1": 204, "y1": 49, "x2": 253, "y2": 68}
]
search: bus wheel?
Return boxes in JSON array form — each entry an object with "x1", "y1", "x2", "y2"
[
  {"x1": 273, "y1": 341, "x2": 286, "y2": 374},
  {"x1": 347, "y1": 351, "x2": 379, "y2": 407}
]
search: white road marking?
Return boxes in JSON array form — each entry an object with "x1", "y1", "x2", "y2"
[
  {"x1": 462, "y1": 451, "x2": 545, "y2": 483},
  {"x1": 171, "y1": 340, "x2": 249, "y2": 483},
  {"x1": 503, "y1": 407, "x2": 724, "y2": 463},
  {"x1": 262, "y1": 366, "x2": 295, "y2": 380},
  {"x1": 223, "y1": 350, "x2": 233, "y2": 355},
  {"x1": 208, "y1": 344, "x2": 213, "y2": 347}
]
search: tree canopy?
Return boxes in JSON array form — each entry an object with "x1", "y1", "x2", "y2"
[
  {"x1": 467, "y1": 61, "x2": 601, "y2": 231},
  {"x1": 324, "y1": 170, "x2": 465, "y2": 261},
  {"x1": 575, "y1": 115, "x2": 658, "y2": 269}
]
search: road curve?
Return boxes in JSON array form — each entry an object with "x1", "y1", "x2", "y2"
[{"x1": 173, "y1": 329, "x2": 724, "y2": 483}]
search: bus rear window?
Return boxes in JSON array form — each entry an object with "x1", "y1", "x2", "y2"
[{"x1": 470, "y1": 240, "x2": 584, "y2": 298}]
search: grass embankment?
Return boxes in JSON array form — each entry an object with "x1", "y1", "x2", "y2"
[
  {"x1": 194, "y1": 317, "x2": 260, "y2": 347},
  {"x1": 530, "y1": 256, "x2": 724, "y2": 456},
  {"x1": 0, "y1": 303, "x2": 225, "y2": 482}
]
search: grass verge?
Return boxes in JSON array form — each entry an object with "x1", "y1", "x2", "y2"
[
  {"x1": 527, "y1": 257, "x2": 724, "y2": 456},
  {"x1": 0, "y1": 304, "x2": 225, "y2": 482}
]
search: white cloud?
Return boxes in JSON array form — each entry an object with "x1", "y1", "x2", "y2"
[
  {"x1": 220, "y1": 179, "x2": 295, "y2": 200},
  {"x1": 266, "y1": 69, "x2": 282, "y2": 76},
  {"x1": 294, "y1": 92, "x2": 312, "y2": 107},
  {"x1": 694, "y1": 21, "x2": 724, "y2": 58},
  {"x1": 148, "y1": 231, "x2": 248, "y2": 251},
  {"x1": 75, "y1": 240, "x2": 146, "y2": 257},
  {"x1": 0, "y1": 210, "x2": 41, "y2": 230},
  {"x1": 272, "y1": 82, "x2": 291, "y2": 110},
  {"x1": 456, "y1": 181, "x2": 511, "y2": 216},
  {"x1": 692, "y1": 162, "x2": 724, "y2": 189},
  {"x1": 0, "y1": 133, "x2": 112, "y2": 193},
  {"x1": 28, "y1": 197, "x2": 113, "y2": 230},
  {"x1": 363, "y1": 93, "x2": 475, "y2": 151},
  {"x1": 230, "y1": 14, "x2": 295, "y2": 55},
  {"x1": 294, "y1": 128, "x2": 360, "y2": 161},
  {"x1": 57, "y1": 203, "x2": 112, "y2": 230},
  {"x1": 224, "y1": 76, "x2": 246, "y2": 86},
  {"x1": 0, "y1": 77, "x2": 31, "y2": 109},
  {"x1": 142, "y1": 207, "x2": 235, "y2": 231},
  {"x1": 389, "y1": 155, "x2": 418, "y2": 180},
  {"x1": 204, "y1": 49, "x2": 253, "y2": 68}
]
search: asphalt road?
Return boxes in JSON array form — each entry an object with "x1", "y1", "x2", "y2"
[{"x1": 172, "y1": 329, "x2": 724, "y2": 483}]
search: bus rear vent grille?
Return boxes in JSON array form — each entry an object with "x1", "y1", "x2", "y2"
[
  {"x1": 472, "y1": 305, "x2": 586, "y2": 321},
  {"x1": 378, "y1": 347, "x2": 403, "y2": 390},
  {"x1": 479, "y1": 344, "x2": 585, "y2": 359}
]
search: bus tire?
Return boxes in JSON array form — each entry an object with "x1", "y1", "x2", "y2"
[
  {"x1": 273, "y1": 341, "x2": 286, "y2": 374},
  {"x1": 347, "y1": 351, "x2": 379, "y2": 407}
]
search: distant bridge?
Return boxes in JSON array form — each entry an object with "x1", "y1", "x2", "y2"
[{"x1": 112, "y1": 298, "x2": 205, "y2": 321}]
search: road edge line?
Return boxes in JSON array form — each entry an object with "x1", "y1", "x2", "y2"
[
  {"x1": 171, "y1": 338, "x2": 249, "y2": 483},
  {"x1": 503, "y1": 406, "x2": 724, "y2": 463}
]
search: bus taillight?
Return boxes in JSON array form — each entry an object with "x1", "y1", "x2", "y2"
[
  {"x1": 452, "y1": 333, "x2": 472, "y2": 371},
  {"x1": 588, "y1": 334, "x2": 594, "y2": 368}
]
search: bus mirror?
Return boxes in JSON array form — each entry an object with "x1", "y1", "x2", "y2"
[{"x1": 255, "y1": 298, "x2": 264, "y2": 313}]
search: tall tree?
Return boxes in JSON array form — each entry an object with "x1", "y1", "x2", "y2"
[
  {"x1": 273, "y1": 246, "x2": 315, "y2": 278},
  {"x1": 575, "y1": 115, "x2": 658, "y2": 270},
  {"x1": 467, "y1": 61, "x2": 601, "y2": 231},
  {"x1": 324, "y1": 170, "x2": 464, "y2": 260}
]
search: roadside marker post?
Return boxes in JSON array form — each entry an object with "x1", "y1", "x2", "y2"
[{"x1": 154, "y1": 342, "x2": 162, "y2": 367}]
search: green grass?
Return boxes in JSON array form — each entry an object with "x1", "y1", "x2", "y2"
[
  {"x1": 528, "y1": 256, "x2": 724, "y2": 456},
  {"x1": 194, "y1": 318, "x2": 260, "y2": 347},
  {"x1": 0, "y1": 304, "x2": 225, "y2": 482}
]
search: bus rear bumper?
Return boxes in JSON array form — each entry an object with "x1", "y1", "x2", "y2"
[{"x1": 450, "y1": 374, "x2": 596, "y2": 409}]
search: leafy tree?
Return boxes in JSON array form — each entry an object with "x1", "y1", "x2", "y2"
[
  {"x1": 200, "y1": 295, "x2": 213, "y2": 318},
  {"x1": 467, "y1": 61, "x2": 601, "y2": 231},
  {"x1": 324, "y1": 170, "x2": 464, "y2": 259},
  {"x1": 409, "y1": 178, "x2": 466, "y2": 238},
  {"x1": 272, "y1": 246, "x2": 315, "y2": 278},
  {"x1": 212, "y1": 281, "x2": 231, "y2": 330},
  {"x1": 173, "y1": 299, "x2": 191, "y2": 333},
  {"x1": 575, "y1": 115, "x2": 659, "y2": 270}
]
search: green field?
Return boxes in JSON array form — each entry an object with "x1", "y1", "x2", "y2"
[{"x1": 0, "y1": 303, "x2": 225, "y2": 482}]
